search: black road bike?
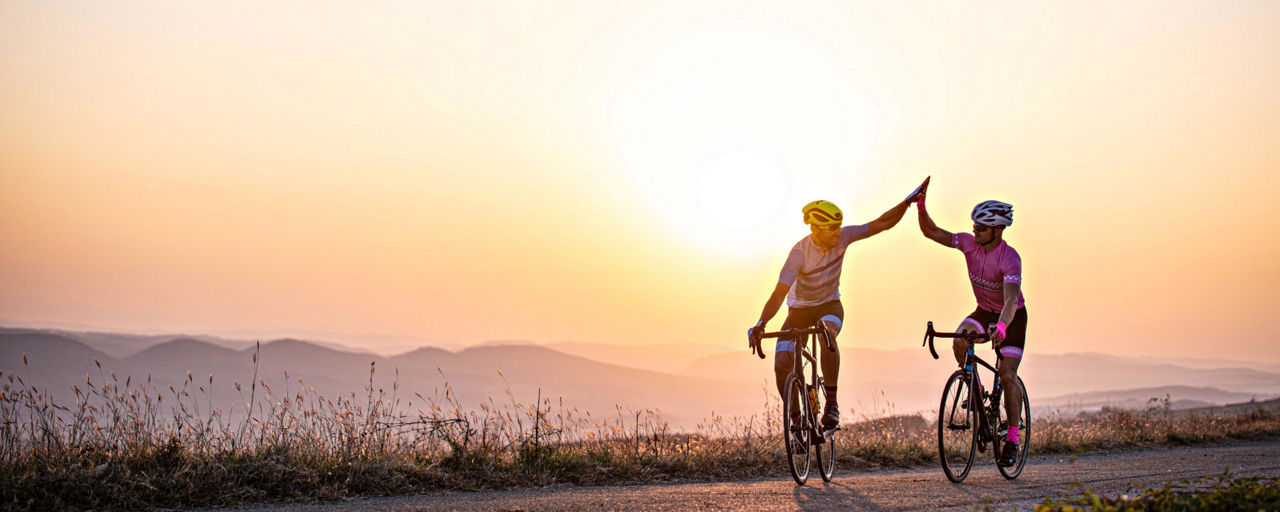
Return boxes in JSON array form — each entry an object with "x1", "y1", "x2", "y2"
[
  {"x1": 761, "y1": 324, "x2": 840, "y2": 484},
  {"x1": 922, "y1": 321, "x2": 1030, "y2": 482}
]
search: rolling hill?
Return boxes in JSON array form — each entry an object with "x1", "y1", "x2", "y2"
[{"x1": 4, "y1": 326, "x2": 1278, "y2": 429}]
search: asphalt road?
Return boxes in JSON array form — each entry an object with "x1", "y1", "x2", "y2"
[{"x1": 224, "y1": 441, "x2": 1280, "y2": 511}]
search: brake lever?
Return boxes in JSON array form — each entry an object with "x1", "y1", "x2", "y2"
[{"x1": 924, "y1": 321, "x2": 939, "y2": 360}]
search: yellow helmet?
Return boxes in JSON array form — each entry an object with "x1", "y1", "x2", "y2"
[{"x1": 802, "y1": 200, "x2": 843, "y2": 227}]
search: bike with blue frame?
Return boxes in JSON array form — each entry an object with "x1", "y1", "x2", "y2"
[{"x1": 922, "y1": 321, "x2": 1030, "y2": 482}]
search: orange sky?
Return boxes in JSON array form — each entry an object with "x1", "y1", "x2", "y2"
[{"x1": 2, "y1": 1, "x2": 1278, "y2": 361}]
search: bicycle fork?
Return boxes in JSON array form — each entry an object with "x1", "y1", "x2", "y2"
[{"x1": 970, "y1": 363, "x2": 1007, "y2": 447}]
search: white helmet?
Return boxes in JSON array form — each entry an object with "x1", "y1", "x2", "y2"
[{"x1": 971, "y1": 200, "x2": 1013, "y2": 227}]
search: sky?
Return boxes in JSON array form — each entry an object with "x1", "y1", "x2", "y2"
[{"x1": 1, "y1": 1, "x2": 1278, "y2": 361}]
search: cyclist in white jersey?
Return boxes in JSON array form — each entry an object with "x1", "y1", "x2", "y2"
[{"x1": 748, "y1": 178, "x2": 929, "y2": 438}]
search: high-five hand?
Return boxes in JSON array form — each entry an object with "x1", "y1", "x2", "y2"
[{"x1": 908, "y1": 176, "x2": 931, "y2": 204}]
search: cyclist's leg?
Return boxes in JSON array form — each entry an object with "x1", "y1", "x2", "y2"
[
  {"x1": 774, "y1": 349, "x2": 794, "y2": 397},
  {"x1": 953, "y1": 308, "x2": 991, "y2": 366},
  {"x1": 812, "y1": 301, "x2": 843, "y2": 427},
  {"x1": 998, "y1": 357, "x2": 1021, "y2": 424},
  {"x1": 817, "y1": 301, "x2": 843, "y2": 386},
  {"x1": 774, "y1": 307, "x2": 808, "y2": 398},
  {"x1": 773, "y1": 330, "x2": 803, "y2": 452},
  {"x1": 997, "y1": 308, "x2": 1028, "y2": 430}
]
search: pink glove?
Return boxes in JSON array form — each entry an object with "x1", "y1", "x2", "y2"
[{"x1": 994, "y1": 321, "x2": 1008, "y2": 341}]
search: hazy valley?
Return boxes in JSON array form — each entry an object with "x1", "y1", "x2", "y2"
[{"x1": 3, "y1": 326, "x2": 1278, "y2": 428}]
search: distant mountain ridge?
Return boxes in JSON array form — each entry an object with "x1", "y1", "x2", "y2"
[
  {"x1": 1038, "y1": 385, "x2": 1277, "y2": 413},
  {"x1": 0, "y1": 327, "x2": 371, "y2": 358},
  {"x1": 0, "y1": 330, "x2": 761, "y2": 429},
  {"x1": 4, "y1": 326, "x2": 1279, "y2": 427},
  {"x1": 681, "y1": 346, "x2": 1280, "y2": 415}
]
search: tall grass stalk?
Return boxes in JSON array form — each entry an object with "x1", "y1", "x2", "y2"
[{"x1": 2, "y1": 349, "x2": 1278, "y2": 510}]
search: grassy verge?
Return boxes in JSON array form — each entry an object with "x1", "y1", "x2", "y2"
[
  {"x1": 3, "y1": 351, "x2": 1279, "y2": 510},
  {"x1": 1036, "y1": 472, "x2": 1280, "y2": 511}
]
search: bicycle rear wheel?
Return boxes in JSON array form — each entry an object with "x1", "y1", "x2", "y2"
[
  {"x1": 812, "y1": 378, "x2": 835, "y2": 482},
  {"x1": 996, "y1": 376, "x2": 1030, "y2": 480},
  {"x1": 938, "y1": 369, "x2": 978, "y2": 483},
  {"x1": 782, "y1": 373, "x2": 811, "y2": 485}
]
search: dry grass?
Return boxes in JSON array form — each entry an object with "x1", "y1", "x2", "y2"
[{"x1": 3, "y1": 349, "x2": 1278, "y2": 510}]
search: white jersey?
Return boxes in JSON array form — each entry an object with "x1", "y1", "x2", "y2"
[{"x1": 777, "y1": 224, "x2": 871, "y2": 307}]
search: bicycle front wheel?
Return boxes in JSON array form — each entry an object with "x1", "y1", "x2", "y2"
[
  {"x1": 938, "y1": 369, "x2": 978, "y2": 483},
  {"x1": 997, "y1": 376, "x2": 1030, "y2": 480},
  {"x1": 782, "y1": 373, "x2": 811, "y2": 485}
]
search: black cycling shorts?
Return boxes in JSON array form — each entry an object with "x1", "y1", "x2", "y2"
[
  {"x1": 962, "y1": 306, "x2": 1028, "y2": 359},
  {"x1": 777, "y1": 300, "x2": 843, "y2": 353}
]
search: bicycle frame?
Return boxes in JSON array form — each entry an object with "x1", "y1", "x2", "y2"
[
  {"x1": 923, "y1": 321, "x2": 1000, "y2": 386},
  {"x1": 763, "y1": 325, "x2": 832, "y2": 380},
  {"x1": 923, "y1": 321, "x2": 1003, "y2": 427}
]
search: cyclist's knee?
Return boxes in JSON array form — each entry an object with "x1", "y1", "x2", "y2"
[
  {"x1": 954, "y1": 319, "x2": 980, "y2": 352},
  {"x1": 774, "y1": 351, "x2": 794, "y2": 374},
  {"x1": 999, "y1": 357, "x2": 1021, "y2": 380},
  {"x1": 998, "y1": 368, "x2": 1019, "y2": 389},
  {"x1": 957, "y1": 316, "x2": 983, "y2": 335},
  {"x1": 820, "y1": 315, "x2": 842, "y2": 332},
  {"x1": 820, "y1": 315, "x2": 841, "y2": 338}
]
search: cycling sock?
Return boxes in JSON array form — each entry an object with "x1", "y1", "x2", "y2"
[
  {"x1": 823, "y1": 385, "x2": 837, "y2": 405},
  {"x1": 1006, "y1": 425, "x2": 1019, "y2": 443}
]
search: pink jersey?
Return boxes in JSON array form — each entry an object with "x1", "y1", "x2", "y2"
[{"x1": 952, "y1": 233, "x2": 1025, "y2": 313}]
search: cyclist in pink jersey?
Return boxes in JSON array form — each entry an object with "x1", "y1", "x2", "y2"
[{"x1": 915, "y1": 181, "x2": 1027, "y2": 468}]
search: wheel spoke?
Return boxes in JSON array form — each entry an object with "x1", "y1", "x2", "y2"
[
  {"x1": 938, "y1": 370, "x2": 977, "y2": 482},
  {"x1": 998, "y1": 377, "x2": 1030, "y2": 480},
  {"x1": 783, "y1": 375, "x2": 810, "y2": 484}
]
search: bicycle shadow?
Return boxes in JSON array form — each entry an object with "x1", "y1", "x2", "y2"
[
  {"x1": 937, "y1": 466, "x2": 1046, "y2": 508},
  {"x1": 786, "y1": 467, "x2": 1043, "y2": 511},
  {"x1": 790, "y1": 478, "x2": 890, "y2": 512}
]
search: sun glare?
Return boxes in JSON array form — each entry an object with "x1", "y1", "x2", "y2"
[
  {"x1": 695, "y1": 147, "x2": 788, "y2": 232},
  {"x1": 605, "y1": 22, "x2": 881, "y2": 256}
]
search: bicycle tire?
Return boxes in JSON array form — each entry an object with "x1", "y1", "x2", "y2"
[
  {"x1": 813, "y1": 378, "x2": 836, "y2": 482},
  {"x1": 938, "y1": 369, "x2": 978, "y2": 483},
  {"x1": 782, "y1": 373, "x2": 811, "y2": 485},
  {"x1": 996, "y1": 376, "x2": 1030, "y2": 480}
]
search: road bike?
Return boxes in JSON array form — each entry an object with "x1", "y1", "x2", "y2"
[
  {"x1": 761, "y1": 324, "x2": 840, "y2": 485},
  {"x1": 922, "y1": 321, "x2": 1030, "y2": 482}
]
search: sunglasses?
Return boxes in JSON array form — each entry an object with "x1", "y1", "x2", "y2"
[
  {"x1": 817, "y1": 224, "x2": 841, "y2": 232},
  {"x1": 973, "y1": 224, "x2": 994, "y2": 233}
]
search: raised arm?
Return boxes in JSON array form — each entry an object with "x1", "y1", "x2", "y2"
[
  {"x1": 866, "y1": 176, "x2": 932, "y2": 236},
  {"x1": 866, "y1": 199, "x2": 912, "y2": 236},
  {"x1": 915, "y1": 179, "x2": 953, "y2": 246}
]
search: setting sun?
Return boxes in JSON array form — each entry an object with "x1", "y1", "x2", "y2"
[{"x1": 603, "y1": 21, "x2": 882, "y2": 256}]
